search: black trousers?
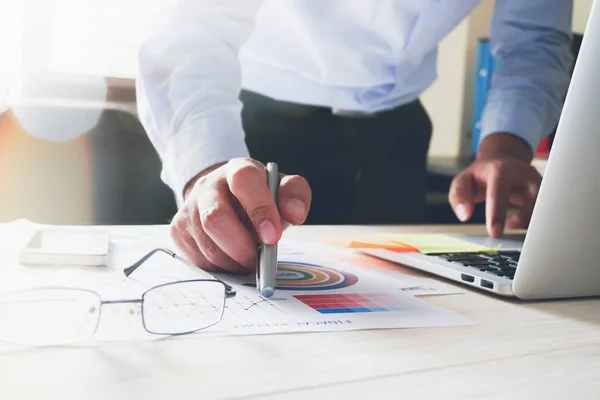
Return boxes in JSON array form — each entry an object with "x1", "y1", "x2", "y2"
[{"x1": 240, "y1": 90, "x2": 432, "y2": 225}]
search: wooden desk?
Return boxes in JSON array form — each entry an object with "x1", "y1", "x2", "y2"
[{"x1": 1, "y1": 224, "x2": 599, "y2": 400}]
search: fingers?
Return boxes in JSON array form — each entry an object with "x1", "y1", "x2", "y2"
[
  {"x1": 449, "y1": 172, "x2": 477, "y2": 222},
  {"x1": 197, "y1": 182, "x2": 259, "y2": 269},
  {"x1": 170, "y1": 215, "x2": 216, "y2": 271},
  {"x1": 505, "y1": 182, "x2": 539, "y2": 230},
  {"x1": 277, "y1": 174, "x2": 311, "y2": 225},
  {"x1": 485, "y1": 169, "x2": 512, "y2": 238},
  {"x1": 506, "y1": 206, "x2": 532, "y2": 230},
  {"x1": 451, "y1": 158, "x2": 542, "y2": 237},
  {"x1": 226, "y1": 159, "x2": 282, "y2": 245},
  {"x1": 171, "y1": 176, "x2": 257, "y2": 273},
  {"x1": 171, "y1": 226, "x2": 203, "y2": 266}
]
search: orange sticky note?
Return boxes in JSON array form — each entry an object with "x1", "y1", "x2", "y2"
[{"x1": 348, "y1": 241, "x2": 418, "y2": 253}]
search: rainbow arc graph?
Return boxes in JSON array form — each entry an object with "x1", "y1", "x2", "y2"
[
  {"x1": 243, "y1": 261, "x2": 358, "y2": 291},
  {"x1": 241, "y1": 262, "x2": 406, "y2": 314}
]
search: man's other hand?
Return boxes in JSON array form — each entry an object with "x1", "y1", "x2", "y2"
[{"x1": 449, "y1": 133, "x2": 542, "y2": 238}]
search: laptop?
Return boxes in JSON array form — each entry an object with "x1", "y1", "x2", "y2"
[{"x1": 367, "y1": 8, "x2": 600, "y2": 300}]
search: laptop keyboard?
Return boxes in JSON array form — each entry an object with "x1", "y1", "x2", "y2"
[{"x1": 426, "y1": 251, "x2": 521, "y2": 280}]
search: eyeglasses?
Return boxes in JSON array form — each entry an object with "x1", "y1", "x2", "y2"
[{"x1": 0, "y1": 248, "x2": 236, "y2": 346}]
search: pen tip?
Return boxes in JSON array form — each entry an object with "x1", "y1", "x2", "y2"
[{"x1": 261, "y1": 287, "x2": 275, "y2": 298}]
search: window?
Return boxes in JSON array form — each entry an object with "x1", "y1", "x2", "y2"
[
  {"x1": 0, "y1": 0, "x2": 163, "y2": 108},
  {"x1": 48, "y1": 0, "x2": 163, "y2": 79},
  {"x1": 0, "y1": 0, "x2": 24, "y2": 110}
]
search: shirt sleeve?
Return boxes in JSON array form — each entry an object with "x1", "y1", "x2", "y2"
[
  {"x1": 136, "y1": 0, "x2": 262, "y2": 203},
  {"x1": 479, "y1": 0, "x2": 574, "y2": 153}
]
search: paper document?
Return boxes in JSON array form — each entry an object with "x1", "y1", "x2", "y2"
[
  {"x1": 0, "y1": 220, "x2": 473, "y2": 347},
  {"x1": 273, "y1": 238, "x2": 465, "y2": 296},
  {"x1": 208, "y1": 243, "x2": 470, "y2": 336}
]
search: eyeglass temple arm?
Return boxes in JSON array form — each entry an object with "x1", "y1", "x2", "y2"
[
  {"x1": 123, "y1": 248, "x2": 236, "y2": 297},
  {"x1": 123, "y1": 248, "x2": 175, "y2": 277},
  {"x1": 172, "y1": 253, "x2": 237, "y2": 298}
]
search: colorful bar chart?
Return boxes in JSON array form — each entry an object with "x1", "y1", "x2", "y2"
[{"x1": 294, "y1": 293, "x2": 405, "y2": 314}]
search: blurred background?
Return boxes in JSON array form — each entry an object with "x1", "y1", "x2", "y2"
[
  {"x1": 0, "y1": 0, "x2": 593, "y2": 226},
  {"x1": 0, "y1": 0, "x2": 176, "y2": 225}
]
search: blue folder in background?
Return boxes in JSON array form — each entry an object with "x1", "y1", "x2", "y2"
[
  {"x1": 471, "y1": 39, "x2": 498, "y2": 156},
  {"x1": 471, "y1": 34, "x2": 583, "y2": 156}
]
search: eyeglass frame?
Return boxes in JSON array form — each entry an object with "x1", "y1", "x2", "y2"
[
  {"x1": 119, "y1": 247, "x2": 237, "y2": 336},
  {"x1": 0, "y1": 248, "x2": 237, "y2": 344}
]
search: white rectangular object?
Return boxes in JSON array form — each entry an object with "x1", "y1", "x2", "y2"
[{"x1": 19, "y1": 229, "x2": 110, "y2": 266}]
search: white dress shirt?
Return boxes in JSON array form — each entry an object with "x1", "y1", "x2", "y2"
[{"x1": 136, "y1": 0, "x2": 573, "y2": 201}]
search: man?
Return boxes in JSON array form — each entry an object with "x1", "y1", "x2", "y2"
[{"x1": 136, "y1": 0, "x2": 573, "y2": 273}]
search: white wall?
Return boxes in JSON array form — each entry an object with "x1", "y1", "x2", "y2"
[
  {"x1": 574, "y1": 0, "x2": 593, "y2": 33},
  {"x1": 420, "y1": 22, "x2": 471, "y2": 159}
]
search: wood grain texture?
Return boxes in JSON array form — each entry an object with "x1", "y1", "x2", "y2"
[{"x1": 1, "y1": 224, "x2": 598, "y2": 400}]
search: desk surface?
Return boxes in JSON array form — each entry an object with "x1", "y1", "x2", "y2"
[{"x1": 1, "y1": 224, "x2": 599, "y2": 400}]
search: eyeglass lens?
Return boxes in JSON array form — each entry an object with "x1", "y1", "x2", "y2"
[
  {"x1": 0, "y1": 280, "x2": 227, "y2": 345},
  {"x1": 142, "y1": 280, "x2": 227, "y2": 335},
  {"x1": 0, "y1": 288, "x2": 101, "y2": 346}
]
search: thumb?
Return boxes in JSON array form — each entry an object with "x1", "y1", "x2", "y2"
[
  {"x1": 226, "y1": 159, "x2": 283, "y2": 245},
  {"x1": 449, "y1": 172, "x2": 477, "y2": 222}
]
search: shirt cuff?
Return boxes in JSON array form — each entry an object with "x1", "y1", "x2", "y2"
[
  {"x1": 161, "y1": 114, "x2": 249, "y2": 207},
  {"x1": 479, "y1": 98, "x2": 545, "y2": 154}
]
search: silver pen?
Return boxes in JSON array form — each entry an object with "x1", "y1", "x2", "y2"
[{"x1": 257, "y1": 162, "x2": 279, "y2": 298}]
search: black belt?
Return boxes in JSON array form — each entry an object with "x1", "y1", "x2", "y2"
[{"x1": 331, "y1": 108, "x2": 378, "y2": 118}]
